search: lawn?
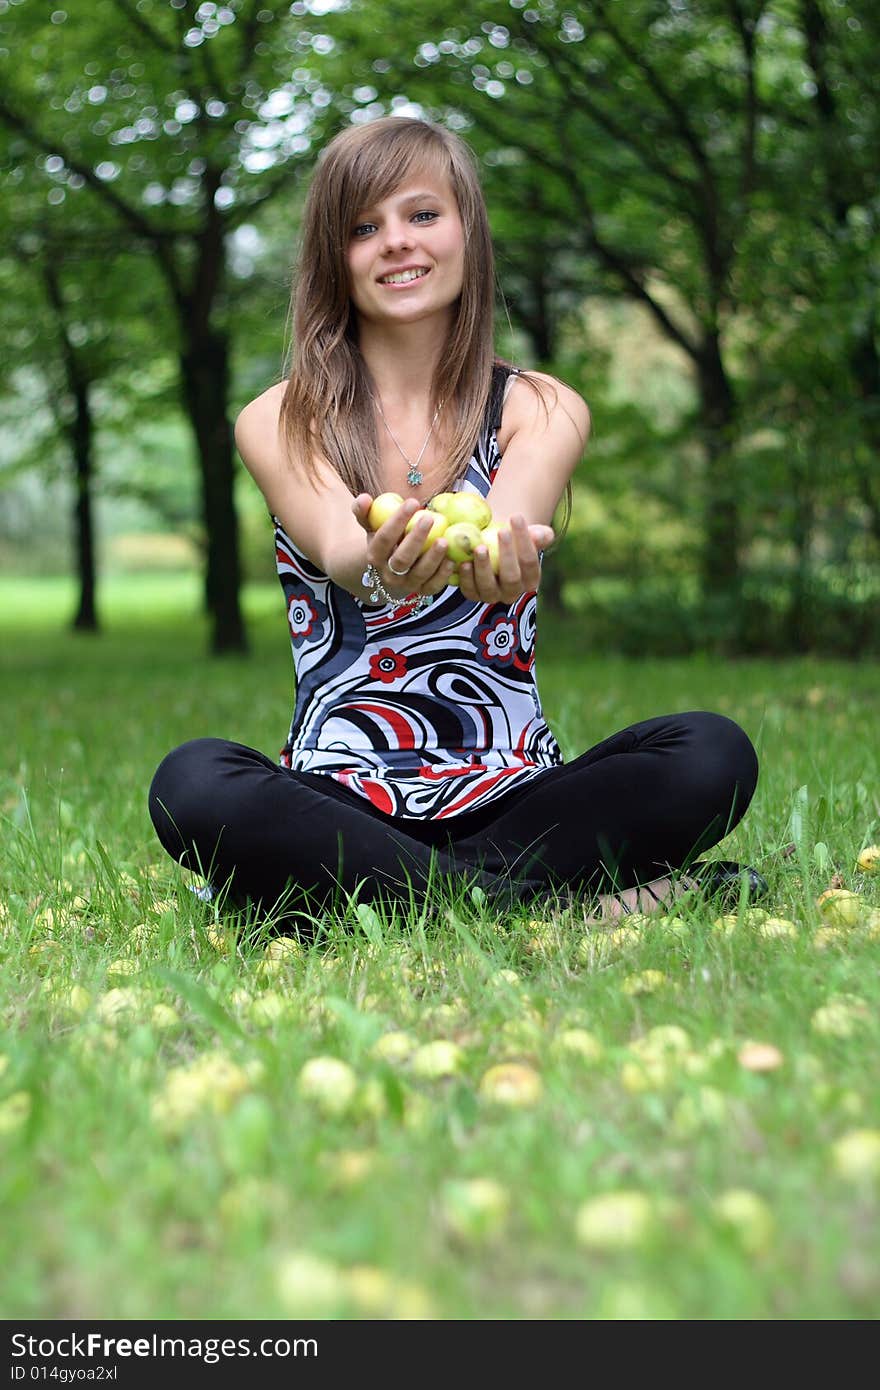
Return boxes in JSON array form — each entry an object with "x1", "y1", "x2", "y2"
[{"x1": 2, "y1": 575, "x2": 879, "y2": 1319}]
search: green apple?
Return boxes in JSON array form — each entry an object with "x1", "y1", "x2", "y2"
[
  {"x1": 443, "y1": 493, "x2": 493, "y2": 529},
  {"x1": 426, "y1": 492, "x2": 458, "y2": 518},
  {"x1": 441, "y1": 1178, "x2": 510, "y2": 1244},
  {"x1": 478, "y1": 1062, "x2": 543, "y2": 1107},
  {"x1": 404, "y1": 508, "x2": 448, "y2": 554},
  {"x1": 429, "y1": 492, "x2": 494, "y2": 531},
  {"x1": 444, "y1": 522, "x2": 483, "y2": 565},
  {"x1": 297, "y1": 1056, "x2": 358, "y2": 1115},
  {"x1": 476, "y1": 525, "x2": 503, "y2": 575},
  {"x1": 816, "y1": 889, "x2": 863, "y2": 927},
  {"x1": 367, "y1": 491, "x2": 405, "y2": 531},
  {"x1": 574, "y1": 1191, "x2": 657, "y2": 1250}
]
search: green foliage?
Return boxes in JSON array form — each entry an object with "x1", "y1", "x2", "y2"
[{"x1": 0, "y1": 0, "x2": 877, "y2": 653}]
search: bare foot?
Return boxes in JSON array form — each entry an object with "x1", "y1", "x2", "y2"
[{"x1": 590, "y1": 873, "x2": 699, "y2": 925}]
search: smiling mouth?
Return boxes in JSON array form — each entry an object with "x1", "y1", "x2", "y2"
[{"x1": 378, "y1": 267, "x2": 430, "y2": 285}]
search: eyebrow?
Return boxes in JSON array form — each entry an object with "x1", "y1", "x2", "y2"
[{"x1": 356, "y1": 190, "x2": 445, "y2": 217}]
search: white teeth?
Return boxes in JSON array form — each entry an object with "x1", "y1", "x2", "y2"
[{"x1": 380, "y1": 268, "x2": 428, "y2": 284}]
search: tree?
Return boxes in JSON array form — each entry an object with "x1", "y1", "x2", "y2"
[
  {"x1": 330, "y1": 0, "x2": 878, "y2": 647},
  {"x1": 0, "y1": 0, "x2": 343, "y2": 651}
]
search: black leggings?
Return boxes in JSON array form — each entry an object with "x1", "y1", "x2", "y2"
[{"x1": 148, "y1": 711, "x2": 759, "y2": 926}]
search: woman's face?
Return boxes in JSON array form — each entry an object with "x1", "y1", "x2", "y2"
[{"x1": 345, "y1": 171, "x2": 465, "y2": 330}]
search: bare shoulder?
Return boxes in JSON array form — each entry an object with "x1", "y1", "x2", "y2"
[
  {"x1": 234, "y1": 380, "x2": 287, "y2": 459},
  {"x1": 497, "y1": 369, "x2": 591, "y2": 453}
]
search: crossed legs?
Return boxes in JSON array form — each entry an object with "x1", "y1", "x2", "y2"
[{"x1": 147, "y1": 712, "x2": 759, "y2": 928}]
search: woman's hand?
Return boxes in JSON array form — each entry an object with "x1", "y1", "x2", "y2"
[
  {"x1": 457, "y1": 515, "x2": 555, "y2": 605},
  {"x1": 352, "y1": 494, "x2": 456, "y2": 599}
]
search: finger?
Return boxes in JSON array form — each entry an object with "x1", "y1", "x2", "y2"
[
  {"x1": 472, "y1": 542, "x2": 501, "y2": 600},
  {"x1": 374, "y1": 498, "x2": 423, "y2": 557},
  {"x1": 496, "y1": 523, "x2": 523, "y2": 584},
  {"x1": 422, "y1": 537, "x2": 451, "y2": 579},
  {"x1": 509, "y1": 515, "x2": 541, "y2": 578},
  {"x1": 394, "y1": 534, "x2": 448, "y2": 589},
  {"x1": 421, "y1": 554, "x2": 457, "y2": 595},
  {"x1": 352, "y1": 494, "x2": 373, "y2": 530},
  {"x1": 528, "y1": 524, "x2": 555, "y2": 551},
  {"x1": 387, "y1": 513, "x2": 441, "y2": 574},
  {"x1": 457, "y1": 561, "x2": 478, "y2": 601}
]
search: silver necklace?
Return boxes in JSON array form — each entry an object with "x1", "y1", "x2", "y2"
[{"x1": 372, "y1": 394, "x2": 443, "y2": 487}]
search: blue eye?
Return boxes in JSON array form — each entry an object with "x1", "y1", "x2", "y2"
[
  {"x1": 413, "y1": 210, "x2": 438, "y2": 223},
  {"x1": 352, "y1": 222, "x2": 376, "y2": 238}
]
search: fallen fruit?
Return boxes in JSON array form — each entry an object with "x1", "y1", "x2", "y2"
[
  {"x1": 811, "y1": 995, "x2": 870, "y2": 1038},
  {"x1": 758, "y1": 917, "x2": 798, "y2": 940},
  {"x1": 276, "y1": 1252, "x2": 346, "y2": 1317},
  {"x1": 478, "y1": 1062, "x2": 543, "y2": 1106},
  {"x1": 622, "y1": 969, "x2": 668, "y2": 996},
  {"x1": 297, "y1": 1057, "x2": 358, "y2": 1114},
  {"x1": 265, "y1": 935, "x2": 304, "y2": 962},
  {"x1": 440, "y1": 1178, "x2": 510, "y2": 1243},
  {"x1": 737, "y1": 1040, "x2": 784, "y2": 1072},
  {"x1": 816, "y1": 889, "x2": 863, "y2": 927},
  {"x1": 830, "y1": 1128, "x2": 880, "y2": 1181},
  {"x1": 812, "y1": 927, "x2": 846, "y2": 951},
  {"x1": 551, "y1": 1028, "x2": 604, "y2": 1064},
  {"x1": 575, "y1": 1192, "x2": 657, "y2": 1250},
  {"x1": 371, "y1": 1030, "x2": 417, "y2": 1064},
  {"x1": 712, "y1": 1189, "x2": 775, "y2": 1255},
  {"x1": 410, "y1": 1039, "x2": 464, "y2": 1080}
]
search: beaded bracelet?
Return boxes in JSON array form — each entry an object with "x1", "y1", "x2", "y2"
[{"x1": 360, "y1": 564, "x2": 433, "y2": 614}]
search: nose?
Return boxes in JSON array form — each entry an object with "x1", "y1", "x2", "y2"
[{"x1": 381, "y1": 216, "x2": 415, "y2": 254}]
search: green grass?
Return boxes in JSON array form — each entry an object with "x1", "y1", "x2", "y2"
[{"x1": 2, "y1": 575, "x2": 879, "y2": 1319}]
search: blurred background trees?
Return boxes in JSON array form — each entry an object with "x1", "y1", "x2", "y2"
[{"x1": 1, "y1": 0, "x2": 877, "y2": 656}]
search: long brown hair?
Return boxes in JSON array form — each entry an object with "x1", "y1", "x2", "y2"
[
  {"x1": 280, "y1": 117, "x2": 492, "y2": 498},
  {"x1": 279, "y1": 117, "x2": 572, "y2": 547}
]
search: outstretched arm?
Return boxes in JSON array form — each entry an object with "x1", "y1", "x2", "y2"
[
  {"x1": 457, "y1": 372, "x2": 590, "y2": 605},
  {"x1": 237, "y1": 386, "x2": 463, "y2": 603}
]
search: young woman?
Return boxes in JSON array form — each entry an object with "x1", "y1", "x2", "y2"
[{"x1": 148, "y1": 117, "x2": 765, "y2": 931}]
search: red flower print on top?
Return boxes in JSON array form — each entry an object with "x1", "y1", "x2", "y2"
[
  {"x1": 288, "y1": 592, "x2": 316, "y2": 640},
  {"x1": 369, "y1": 647, "x2": 408, "y2": 684},
  {"x1": 476, "y1": 614, "x2": 517, "y2": 665},
  {"x1": 283, "y1": 586, "x2": 328, "y2": 649}
]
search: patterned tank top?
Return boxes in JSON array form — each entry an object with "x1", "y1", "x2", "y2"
[{"x1": 273, "y1": 364, "x2": 564, "y2": 818}]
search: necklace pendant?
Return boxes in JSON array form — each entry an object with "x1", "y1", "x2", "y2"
[{"x1": 406, "y1": 465, "x2": 423, "y2": 486}]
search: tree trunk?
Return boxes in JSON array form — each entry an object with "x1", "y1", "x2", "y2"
[
  {"x1": 180, "y1": 327, "x2": 247, "y2": 654},
  {"x1": 525, "y1": 259, "x2": 555, "y2": 365},
  {"x1": 539, "y1": 552, "x2": 565, "y2": 615},
  {"x1": 70, "y1": 380, "x2": 99, "y2": 633},
  {"x1": 849, "y1": 310, "x2": 880, "y2": 548},
  {"x1": 695, "y1": 332, "x2": 741, "y2": 614},
  {"x1": 41, "y1": 258, "x2": 100, "y2": 633}
]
